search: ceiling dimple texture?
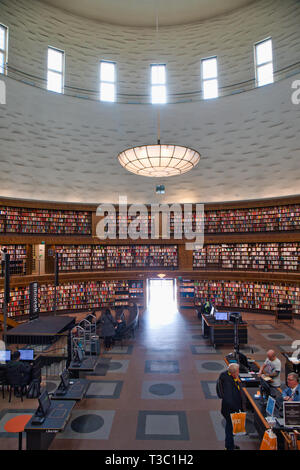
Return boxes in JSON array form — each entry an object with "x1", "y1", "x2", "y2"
[
  {"x1": 1, "y1": 73, "x2": 299, "y2": 205},
  {"x1": 39, "y1": 0, "x2": 257, "y2": 27}
]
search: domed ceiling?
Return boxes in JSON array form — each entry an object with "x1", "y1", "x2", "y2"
[{"x1": 39, "y1": 0, "x2": 257, "y2": 26}]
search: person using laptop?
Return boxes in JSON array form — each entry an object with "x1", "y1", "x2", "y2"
[
  {"x1": 282, "y1": 373, "x2": 300, "y2": 402},
  {"x1": 258, "y1": 350, "x2": 282, "y2": 388}
]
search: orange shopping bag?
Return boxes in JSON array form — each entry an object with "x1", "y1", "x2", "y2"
[
  {"x1": 230, "y1": 411, "x2": 247, "y2": 435},
  {"x1": 260, "y1": 429, "x2": 277, "y2": 450}
]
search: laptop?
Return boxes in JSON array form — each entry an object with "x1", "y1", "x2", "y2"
[{"x1": 265, "y1": 395, "x2": 276, "y2": 423}]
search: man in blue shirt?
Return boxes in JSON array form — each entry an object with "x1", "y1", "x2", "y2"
[{"x1": 282, "y1": 373, "x2": 300, "y2": 401}]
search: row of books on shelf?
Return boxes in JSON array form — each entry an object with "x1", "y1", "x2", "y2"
[
  {"x1": 0, "y1": 207, "x2": 91, "y2": 234},
  {"x1": 54, "y1": 245, "x2": 178, "y2": 270},
  {"x1": 193, "y1": 242, "x2": 300, "y2": 271},
  {"x1": 0, "y1": 280, "x2": 144, "y2": 317},
  {"x1": 170, "y1": 204, "x2": 300, "y2": 233},
  {"x1": 191, "y1": 280, "x2": 300, "y2": 314},
  {"x1": 1, "y1": 203, "x2": 300, "y2": 235},
  {"x1": 0, "y1": 244, "x2": 27, "y2": 275}
]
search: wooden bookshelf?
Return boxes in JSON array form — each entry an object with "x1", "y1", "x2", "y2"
[
  {"x1": 0, "y1": 206, "x2": 92, "y2": 235},
  {"x1": 46, "y1": 244, "x2": 178, "y2": 272},
  {"x1": 0, "y1": 279, "x2": 145, "y2": 319},
  {"x1": 178, "y1": 279, "x2": 195, "y2": 308},
  {"x1": 194, "y1": 279, "x2": 300, "y2": 315},
  {"x1": 193, "y1": 242, "x2": 300, "y2": 272},
  {"x1": 0, "y1": 244, "x2": 27, "y2": 276}
]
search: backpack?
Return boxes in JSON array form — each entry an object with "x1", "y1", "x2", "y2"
[{"x1": 216, "y1": 375, "x2": 224, "y2": 399}]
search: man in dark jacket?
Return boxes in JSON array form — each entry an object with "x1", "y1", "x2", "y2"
[
  {"x1": 218, "y1": 363, "x2": 243, "y2": 450},
  {"x1": 100, "y1": 308, "x2": 117, "y2": 350}
]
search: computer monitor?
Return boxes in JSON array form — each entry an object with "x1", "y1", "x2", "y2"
[
  {"x1": 0, "y1": 350, "x2": 11, "y2": 362},
  {"x1": 266, "y1": 396, "x2": 276, "y2": 417},
  {"x1": 260, "y1": 378, "x2": 272, "y2": 399},
  {"x1": 60, "y1": 368, "x2": 70, "y2": 390},
  {"x1": 210, "y1": 306, "x2": 215, "y2": 316},
  {"x1": 215, "y1": 311, "x2": 228, "y2": 321},
  {"x1": 237, "y1": 351, "x2": 249, "y2": 371},
  {"x1": 283, "y1": 401, "x2": 300, "y2": 428},
  {"x1": 18, "y1": 349, "x2": 34, "y2": 361},
  {"x1": 38, "y1": 390, "x2": 51, "y2": 418}
]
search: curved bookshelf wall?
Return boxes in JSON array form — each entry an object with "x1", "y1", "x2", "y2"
[{"x1": 0, "y1": 195, "x2": 300, "y2": 319}]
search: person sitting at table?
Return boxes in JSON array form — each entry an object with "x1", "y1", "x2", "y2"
[
  {"x1": 6, "y1": 351, "x2": 32, "y2": 397},
  {"x1": 258, "y1": 349, "x2": 282, "y2": 389},
  {"x1": 282, "y1": 372, "x2": 300, "y2": 401}
]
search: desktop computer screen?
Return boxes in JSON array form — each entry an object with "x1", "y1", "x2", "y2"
[
  {"x1": 60, "y1": 369, "x2": 70, "y2": 390},
  {"x1": 18, "y1": 349, "x2": 34, "y2": 361},
  {"x1": 266, "y1": 396, "x2": 276, "y2": 417},
  {"x1": 38, "y1": 390, "x2": 51, "y2": 418},
  {"x1": 283, "y1": 401, "x2": 300, "y2": 428},
  {"x1": 0, "y1": 350, "x2": 11, "y2": 362},
  {"x1": 215, "y1": 312, "x2": 228, "y2": 321}
]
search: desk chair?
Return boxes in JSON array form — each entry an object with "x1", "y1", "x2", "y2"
[
  {"x1": 0, "y1": 367, "x2": 6, "y2": 399},
  {"x1": 6, "y1": 363, "x2": 31, "y2": 402}
]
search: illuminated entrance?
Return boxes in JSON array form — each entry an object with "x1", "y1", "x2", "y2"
[{"x1": 147, "y1": 279, "x2": 177, "y2": 321}]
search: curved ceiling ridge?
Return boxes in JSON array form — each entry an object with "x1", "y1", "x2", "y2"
[{"x1": 39, "y1": 0, "x2": 258, "y2": 27}]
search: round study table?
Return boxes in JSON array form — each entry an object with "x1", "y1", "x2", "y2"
[{"x1": 4, "y1": 414, "x2": 33, "y2": 450}]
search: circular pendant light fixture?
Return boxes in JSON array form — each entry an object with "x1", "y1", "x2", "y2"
[
  {"x1": 117, "y1": 11, "x2": 201, "y2": 178},
  {"x1": 118, "y1": 142, "x2": 201, "y2": 178}
]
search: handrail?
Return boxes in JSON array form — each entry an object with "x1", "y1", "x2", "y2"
[{"x1": 3, "y1": 59, "x2": 300, "y2": 105}]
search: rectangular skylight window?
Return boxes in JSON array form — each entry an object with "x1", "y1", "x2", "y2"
[
  {"x1": 100, "y1": 60, "x2": 116, "y2": 102},
  {"x1": 255, "y1": 38, "x2": 274, "y2": 87},
  {"x1": 151, "y1": 64, "x2": 167, "y2": 104},
  {"x1": 0, "y1": 24, "x2": 8, "y2": 75},
  {"x1": 47, "y1": 46, "x2": 64, "y2": 93},
  {"x1": 202, "y1": 57, "x2": 218, "y2": 99}
]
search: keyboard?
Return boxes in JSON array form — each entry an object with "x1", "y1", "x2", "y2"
[
  {"x1": 55, "y1": 389, "x2": 67, "y2": 396},
  {"x1": 276, "y1": 418, "x2": 285, "y2": 427},
  {"x1": 48, "y1": 408, "x2": 67, "y2": 419}
]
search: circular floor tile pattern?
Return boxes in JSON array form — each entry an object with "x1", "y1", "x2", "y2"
[
  {"x1": 149, "y1": 383, "x2": 176, "y2": 396},
  {"x1": 202, "y1": 362, "x2": 224, "y2": 371},
  {"x1": 108, "y1": 361, "x2": 123, "y2": 371},
  {"x1": 71, "y1": 414, "x2": 104, "y2": 434}
]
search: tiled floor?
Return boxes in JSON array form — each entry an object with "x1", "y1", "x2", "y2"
[{"x1": 0, "y1": 308, "x2": 299, "y2": 450}]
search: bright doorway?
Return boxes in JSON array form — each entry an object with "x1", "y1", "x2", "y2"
[{"x1": 147, "y1": 278, "x2": 177, "y2": 322}]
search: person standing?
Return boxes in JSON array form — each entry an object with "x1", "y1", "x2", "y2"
[
  {"x1": 1, "y1": 247, "x2": 7, "y2": 277},
  {"x1": 100, "y1": 308, "x2": 117, "y2": 350},
  {"x1": 282, "y1": 373, "x2": 300, "y2": 401},
  {"x1": 258, "y1": 349, "x2": 282, "y2": 389},
  {"x1": 217, "y1": 363, "x2": 243, "y2": 450}
]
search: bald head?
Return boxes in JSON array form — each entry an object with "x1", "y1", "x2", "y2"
[{"x1": 267, "y1": 350, "x2": 276, "y2": 361}]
